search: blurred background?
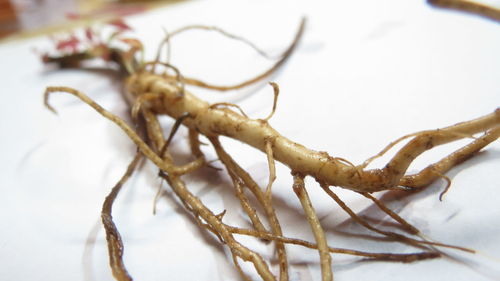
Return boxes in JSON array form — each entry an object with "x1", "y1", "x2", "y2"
[{"x1": 0, "y1": 0, "x2": 182, "y2": 39}]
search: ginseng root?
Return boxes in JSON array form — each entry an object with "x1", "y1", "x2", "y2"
[{"x1": 41, "y1": 4, "x2": 499, "y2": 281}]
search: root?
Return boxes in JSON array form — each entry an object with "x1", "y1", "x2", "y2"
[
  {"x1": 263, "y1": 82, "x2": 280, "y2": 122},
  {"x1": 227, "y1": 225, "x2": 440, "y2": 263},
  {"x1": 160, "y1": 172, "x2": 277, "y2": 281},
  {"x1": 159, "y1": 112, "x2": 192, "y2": 158},
  {"x1": 178, "y1": 18, "x2": 306, "y2": 91},
  {"x1": 42, "y1": 7, "x2": 500, "y2": 281},
  {"x1": 155, "y1": 24, "x2": 279, "y2": 65},
  {"x1": 265, "y1": 139, "x2": 277, "y2": 199},
  {"x1": 210, "y1": 103, "x2": 249, "y2": 118},
  {"x1": 399, "y1": 126, "x2": 500, "y2": 189},
  {"x1": 428, "y1": 0, "x2": 500, "y2": 22},
  {"x1": 101, "y1": 152, "x2": 142, "y2": 281},
  {"x1": 45, "y1": 56, "x2": 496, "y2": 281},
  {"x1": 359, "y1": 192, "x2": 419, "y2": 235},
  {"x1": 436, "y1": 173, "x2": 452, "y2": 201},
  {"x1": 321, "y1": 184, "x2": 474, "y2": 253},
  {"x1": 293, "y1": 174, "x2": 332, "y2": 281},
  {"x1": 44, "y1": 86, "x2": 205, "y2": 177},
  {"x1": 210, "y1": 137, "x2": 289, "y2": 280}
]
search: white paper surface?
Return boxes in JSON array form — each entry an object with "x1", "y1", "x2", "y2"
[{"x1": 1, "y1": 0, "x2": 499, "y2": 280}]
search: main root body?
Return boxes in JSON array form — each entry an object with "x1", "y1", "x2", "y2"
[{"x1": 42, "y1": 2, "x2": 500, "y2": 281}]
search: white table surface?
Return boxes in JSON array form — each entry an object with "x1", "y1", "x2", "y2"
[{"x1": 1, "y1": 0, "x2": 499, "y2": 280}]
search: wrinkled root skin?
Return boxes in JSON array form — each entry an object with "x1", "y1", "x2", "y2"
[{"x1": 125, "y1": 72, "x2": 500, "y2": 193}]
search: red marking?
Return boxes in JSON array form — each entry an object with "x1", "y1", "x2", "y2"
[
  {"x1": 56, "y1": 35, "x2": 80, "y2": 52},
  {"x1": 108, "y1": 19, "x2": 132, "y2": 31},
  {"x1": 85, "y1": 27, "x2": 95, "y2": 41}
]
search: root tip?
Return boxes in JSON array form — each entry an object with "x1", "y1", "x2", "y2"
[{"x1": 43, "y1": 88, "x2": 59, "y2": 114}]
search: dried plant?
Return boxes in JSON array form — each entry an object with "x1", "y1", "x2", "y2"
[{"x1": 42, "y1": 2, "x2": 499, "y2": 280}]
